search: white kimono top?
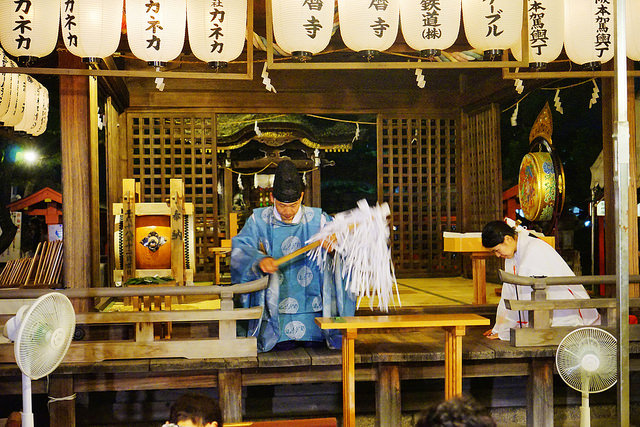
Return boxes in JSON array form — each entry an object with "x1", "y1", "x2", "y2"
[{"x1": 493, "y1": 230, "x2": 600, "y2": 340}]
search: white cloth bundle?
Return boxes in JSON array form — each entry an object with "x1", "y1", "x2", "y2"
[{"x1": 307, "y1": 199, "x2": 400, "y2": 312}]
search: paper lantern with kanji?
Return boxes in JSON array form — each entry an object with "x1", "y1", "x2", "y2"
[
  {"x1": 462, "y1": 0, "x2": 523, "y2": 60},
  {"x1": 0, "y1": 50, "x2": 19, "y2": 123},
  {"x1": 338, "y1": 0, "x2": 399, "y2": 59},
  {"x1": 627, "y1": 0, "x2": 640, "y2": 61},
  {"x1": 564, "y1": 0, "x2": 614, "y2": 67},
  {"x1": 272, "y1": 0, "x2": 335, "y2": 61},
  {"x1": 400, "y1": 0, "x2": 461, "y2": 58},
  {"x1": 187, "y1": 0, "x2": 247, "y2": 68},
  {"x1": 511, "y1": 0, "x2": 563, "y2": 68},
  {"x1": 31, "y1": 85, "x2": 49, "y2": 136},
  {"x1": 2, "y1": 74, "x2": 28, "y2": 127},
  {"x1": 126, "y1": 0, "x2": 186, "y2": 66},
  {"x1": 14, "y1": 75, "x2": 39, "y2": 132},
  {"x1": 0, "y1": 0, "x2": 59, "y2": 59},
  {"x1": 61, "y1": 0, "x2": 124, "y2": 62}
]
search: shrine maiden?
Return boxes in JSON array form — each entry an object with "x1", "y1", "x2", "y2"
[
  {"x1": 482, "y1": 220, "x2": 600, "y2": 341},
  {"x1": 231, "y1": 160, "x2": 356, "y2": 352}
]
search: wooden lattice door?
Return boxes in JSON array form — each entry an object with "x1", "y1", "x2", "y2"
[
  {"x1": 378, "y1": 115, "x2": 459, "y2": 277},
  {"x1": 126, "y1": 112, "x2": 218, "y2": 280}
]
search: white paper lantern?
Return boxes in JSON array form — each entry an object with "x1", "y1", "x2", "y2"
[
  {"x1": 0, "y1": 0, "x2": 59, "y2": 59},
  {"x1": 511, "y1": 0, "x2": 563, "y2": 68},
  {"x1": 24, "y1": 80, "x2": 44, "y2": 135},
  {"x1": 60, "y1": 0, "x2": 124, "y2": 63},
  {"x1": 627, "y1": 0, "x2": 640, "y2": 61},
  {"x1": 187, "y1": 0, "x2": 247, "y2": 68},
  {"x1": 564, "y1": 0, "x2": 614, "y2": 66},
  {"x1": 338, "y1": 0, "x2": 400, "y2": 58},
  {"x1": 400, "y1": 0, "x2": 461, "y2": 57},
  {"x1": 3, "y1": 74, "x2": 27, "y2": 127},
  {"x1": 272, "y1": 0, "x2": 334, "y2": 61},
  {"x1": 31, "y1": 85, "x2": 49, "y2": 136},
  {"x1": 14, "y1": 75, "x2": 39, "y2": 132},
  {"x1": 0, "y1": 50, "x2": 19, "y2": 122},
  {"x1": 126, "y1": 0, "x2": 186, "y2": 66},
  {"x1": 462, "y1": 0, "x2": 522, "y2": 60}
]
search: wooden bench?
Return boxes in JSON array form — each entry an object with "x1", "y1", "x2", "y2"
[{"x1": 315, "y1": 314, "x2": 489, "y2": 427}]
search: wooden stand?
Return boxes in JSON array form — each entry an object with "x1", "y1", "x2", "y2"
[{"x1": 316, "y1": 314, "x2": 489, "y2": 427}]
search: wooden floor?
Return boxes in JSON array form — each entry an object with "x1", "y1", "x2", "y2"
[{"x1": 102, "y1": 276, "x2": 501, "y2": 313}]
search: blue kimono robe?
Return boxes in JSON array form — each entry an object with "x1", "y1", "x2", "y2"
[{"x1": 231, "y1": 205, "x2": 356, "y2": 352}]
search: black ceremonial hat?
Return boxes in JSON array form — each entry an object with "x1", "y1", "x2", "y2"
[{"x1": 272, "y1": 160, "x2": 303, "y2": 203}]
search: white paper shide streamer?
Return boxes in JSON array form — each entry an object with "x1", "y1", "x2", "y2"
[{"x1": 307, "y1": 199, "x2": 399, "y2": 312}]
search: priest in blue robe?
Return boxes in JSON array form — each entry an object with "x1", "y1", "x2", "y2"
[{"x1": 231, "y1": 160, "x2": 357, "y2": 352}]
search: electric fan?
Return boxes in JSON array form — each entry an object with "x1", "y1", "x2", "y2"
[
  {"x1": 555, "y1": 327, "x2": 618, "y2": 427},
  {"x1": 2, "y1": 292, "x2": 76, "y2": 427}
]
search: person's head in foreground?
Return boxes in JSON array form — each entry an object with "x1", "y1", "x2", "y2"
[
  {"x1": 481, "y1": 220, "x2": 517, "y2": 260},
  {"x1": 271, "y1": 159, "x2": 304, "y2": 223},
  {"x1": 414, "y1": 394, "x2": 496, "y2": 427},
  {"x1": 167, "y1": 392, "x2": 222, "y2": 427}
]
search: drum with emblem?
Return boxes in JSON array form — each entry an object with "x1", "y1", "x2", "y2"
[
  {"x1": 134, "y1": 215, "x2": 172, "y2": 269},
  {"x1": 518, "y1": 150, "x2": 564, "y2": 222}
]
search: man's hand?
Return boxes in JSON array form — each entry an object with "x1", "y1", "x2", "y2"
[
  {"x1": 259, "y1": 257, "x2": 278, "y2": 274},
  {"x1": 321, "y1": 235, "x2": 337, "y2": 252}
]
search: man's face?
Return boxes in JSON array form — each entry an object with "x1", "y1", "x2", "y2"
[
  {"x1": 273, "y1": 193, "x2": 304, "y2": 223},
  {"x1": 489, "y1": 235, "x2": 517, "y2": 259}
]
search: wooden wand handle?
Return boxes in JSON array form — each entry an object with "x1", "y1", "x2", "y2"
[{"x1": 273, "y1": 240, "x2": 323, "y2": 267}]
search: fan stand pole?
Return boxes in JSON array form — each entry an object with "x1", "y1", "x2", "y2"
[
  {"x1": 580, "y1": 390, "x2": 590, "y2": 427},
  {"x1": 21, "y1": 373, "x2": 35, "y2": 427}
]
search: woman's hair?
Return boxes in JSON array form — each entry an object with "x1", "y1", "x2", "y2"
[
  {"x1": 169, "y1": 393, "x2": 222, "y2": 426},
  {"x1": 481, "y1": 220, "x2": 516, "y2": 248},
  {"x1": 415, "y1": 394, "x2": 496, "y2": 427}
]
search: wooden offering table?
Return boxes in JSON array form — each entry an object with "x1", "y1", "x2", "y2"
[
  {"x1": 443, "y1": 232, "x2": 554, "y2": 304},
  {"x1": 316, "y1": 314, "x2": 489, "y2": 427}
]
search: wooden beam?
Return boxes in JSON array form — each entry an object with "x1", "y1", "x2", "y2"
[
  {"x1": 375, "y1": 364, "x2": 401, "y2": 427},
  {"x1": 219, "y1": 369, "x2": 243, "y2": 423}
]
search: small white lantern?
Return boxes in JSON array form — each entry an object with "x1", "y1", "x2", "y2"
[
  {"x1": 3, "y1": 74, "x2": 28, "y2": 127},
  {"x1": 627, "y1": 0, "x2": 640, "y2": 61},
  {"x1": 272, "y1": 0, "x2": 335, "y2": 61},
  {"x1": 126, "y1": 0, "x2": 186, "y2": 67},
  {"x1": 462, "y1": 0, "x2": 523, "y2": 60},
  {"x1": 187, "y1": 0, "x2": 247, "y2": 69},
  {"x1": 400, "y1": 0, "x2": 461, "y2": 58},
  {"x1": 14, "y1": 75, "x2": 39, "y2": 132},
  {"x1": 338, "y1": 0, "x2": 400, "y2": 60},
  {"x1": 564, "y1": 0, "x2": 614, "y2": 67},
  {"x1": 0, "y1": 0, "x2": 59, "y2": 59},
  {"x1": 61, "y1": 0, "x2": 124, "y2": 63},
  {"x1": 511, "y1": 0, "x2": 563, "y2": 69}
]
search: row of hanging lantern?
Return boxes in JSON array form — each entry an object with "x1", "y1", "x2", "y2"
[
  {"x1": 0, "y1": 0, "x2": 634, "y2": 70},
  {"x1": 0, "y1": 0, "x2": 248, "y2": 69},
  {"x1": 273, "y1": 0, "x2": 624, "y2": 68},
  {"x1": 0, "y1": 49, "x2": 49, "y2": 136}
]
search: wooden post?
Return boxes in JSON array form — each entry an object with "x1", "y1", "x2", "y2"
[
  {"x1": 59, "y1": 51, "x2": 91, "y2": 312},
  {"x1": 470, "y1": 253, "x2": 487, "y2": 304},
  {"x1": 224, "y1": 167, "x2": 233, "y2": 237},
  {"x1": 219, "y1": 369, "x2": 243, "y2": 423},
  {"x1": 106, "y1": 97, "x2": 124, "y2": 287},
  {"x1": 342, "y1": 329, "x2": 357, "y2": 427},
  {"x1": 49, "y1": 375, "x2": 75, "y2": 427},
  {"x1": 443, "y1": 325, "x2": 465, "y2": 399},
  {"x1": 89, "y1": 77, "x2": 100, "y2": 289},
  {"x1": 375, "y1": 364, "x2": 401, "y2": 427},
  {"x1": 526, "y1": 359, "x2": 554, "y2": 427}
]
